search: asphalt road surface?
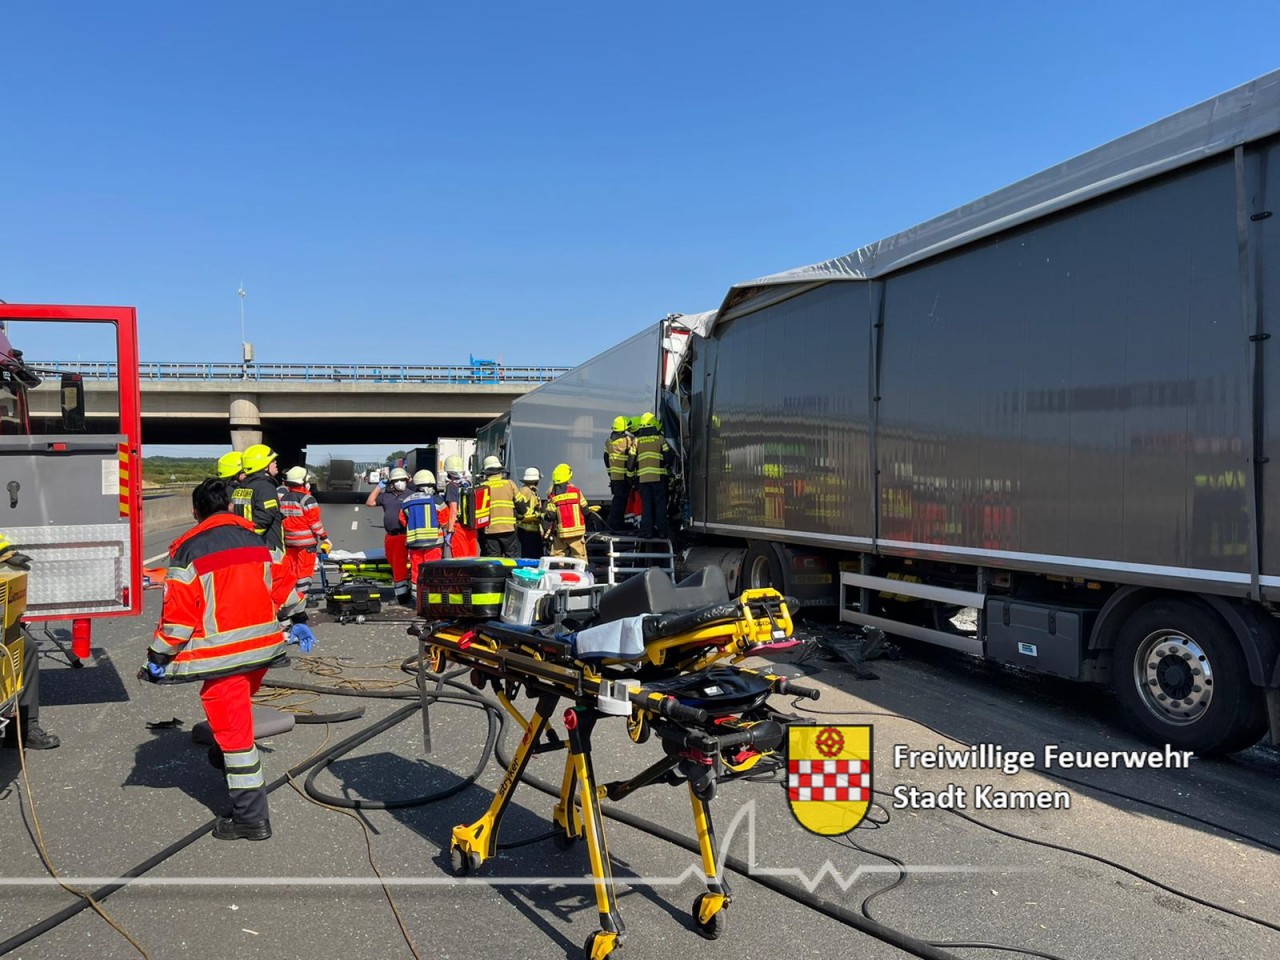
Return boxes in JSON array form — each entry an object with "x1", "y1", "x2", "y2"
[{"x1": 0, "y1": 502, "x2": 1276, "y2": 960}]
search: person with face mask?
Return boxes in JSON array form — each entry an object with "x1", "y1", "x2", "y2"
[{"x1": 366, "y1": 466, "x2": 413, "y2": 605}]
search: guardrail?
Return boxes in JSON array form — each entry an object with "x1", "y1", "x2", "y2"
[{"x1": 34, "y1": 361, "x2": 571, "y2": 384}]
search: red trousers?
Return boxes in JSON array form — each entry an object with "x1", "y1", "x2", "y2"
[
  {"x1": 449, "y1": 525, "x2": 479, "y2": 559},
  {"x1": 200, "y1": 668, "x2": 269, "y2": 822},
  {"x1": 409, "y1": 545, "x2": 444, "y2": 593},
  {"x1": 385, "y1": 532, "x2": 410, "y2": 593}
]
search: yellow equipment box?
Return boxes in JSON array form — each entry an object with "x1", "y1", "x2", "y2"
[{"x1": 0, "y1": 568, "x2": 29, "y2": 712}]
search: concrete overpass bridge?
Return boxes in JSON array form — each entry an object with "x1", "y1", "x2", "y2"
[{"x1": 34, "y1": 360, "x2": 568, "y2": 467}]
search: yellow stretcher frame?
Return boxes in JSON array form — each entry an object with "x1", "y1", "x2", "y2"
[{"x1": 414, "y1": 587, "x2": 817, "y2": 959}]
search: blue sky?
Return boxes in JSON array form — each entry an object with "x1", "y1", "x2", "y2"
[{"x1": 2, "y1": 2, "x2": 1277, "y2": 458}]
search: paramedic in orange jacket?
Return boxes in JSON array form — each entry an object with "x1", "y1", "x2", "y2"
[
  {"x1": 277, "y1": 465, "x2": 330, "y2": 617},
  {"x1": 143, "y1": 478, "x2": 288, "y2": 841}
]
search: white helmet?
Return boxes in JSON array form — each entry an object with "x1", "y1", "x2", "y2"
[
  {"x1": 412, "y1": 469, "x2": 436, "y2": 487},
  {"x1": 482, "y1": 455, "x2": 503, "y2": 472},
  {"x1": 522, "y1": 467, "x2": 541, "y2": 483},
  {"x1": 284, "y1": 466, "x2": 308, "y2": 484},
  {"x1": 443, "y1": 454, "x2": 465, "y2": 476},
  {"x1": 389, "y1": 467, "x2": 410, "y2": 482}
]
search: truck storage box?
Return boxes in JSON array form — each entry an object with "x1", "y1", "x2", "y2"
[
  {"x1": 326, "y1": 581, "x2": 385, "y2": 618},
  {"x1": 984, "y1": 600, "x2": 1097, "y2": 680},
  {"x1": 419, "y1": 558, "x2": 516, "y2": 619}
]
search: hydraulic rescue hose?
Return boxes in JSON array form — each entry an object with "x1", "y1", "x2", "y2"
[{"x1": 0, "y1": 703, "x2": 422, "y2": 958}]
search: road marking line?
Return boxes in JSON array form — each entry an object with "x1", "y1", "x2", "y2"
[
  {"x1": 144, "y1": 551, "x2": 170, "y2": 566},
  {"x1": 351, "y1": 520, "x2": 358, "y2": 530}
]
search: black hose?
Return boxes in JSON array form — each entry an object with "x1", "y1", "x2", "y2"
[
  {"x1": 0, "y1": 704, "x2": 421, "y2": 958},
  {"x1": 492, "y1": 719, "x2": 966, "y2": 960}
]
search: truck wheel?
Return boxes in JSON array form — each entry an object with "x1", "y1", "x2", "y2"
[
  {"x1": 742, "y1": 541, "x2": 784, "y2": 592},
  {"x1": 1112, "y1": 600, "x2": 1266, "y2": 755}
]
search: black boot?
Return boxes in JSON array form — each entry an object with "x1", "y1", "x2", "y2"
[
  {"x1": 2, "y1": 721, "x2": 59, "y2": 750},
  {"x1": 212, "y1": 817, "x2": 272, "y2": 841}
]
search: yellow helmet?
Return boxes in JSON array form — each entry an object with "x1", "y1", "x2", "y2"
[
  {"x1": 552, "y1": 463, "x2": 573, "y2": 484},
  {"x1": 216, "y1": 451, "x2": 243, "y2": 479},
  {"x1": 242, "y1": 444, "x2": 277, "y2": 474},
  {"x1": 611, "y1": 416, "x2": 627, "y2": 431},
  {"x1": 639, "y1": 411, "x2": 656, "y2": 426}
]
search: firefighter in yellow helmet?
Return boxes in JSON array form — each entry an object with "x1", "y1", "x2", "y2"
[
  {"x1": 232, "y1": 444, "x2": 285, "y2": 554},
  {"x1": 604, "y1": 415, "x2": 636, "y2": 531},
  {"x1": 217, "y1": 451, "x2": 246, "y2": 489},
  {"x1": 633, "y1": 412, "x2": 672, "y2": 539},
  {"x1": 543, "y1": 463, "x2": 589, "y2": 559}
]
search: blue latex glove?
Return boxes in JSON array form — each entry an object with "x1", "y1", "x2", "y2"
[
  {"x1": 137, "y1": 661, "x2": 166, "y2": 682},
  {"x1": 288, "y1": 623, "x2": 317, "y2": 653}
]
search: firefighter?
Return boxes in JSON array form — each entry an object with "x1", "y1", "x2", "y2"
[
  {"x1": 441, "y1": 455, "x2": 479, "y2": 559},
  {"x1": 400, "y1": 469, "x2": 449, "y2": 593},
  {"x1": 633, "y1": 412, "x2": 672, "y2": 539},
  {"x1": 0, "y1": 534, "x2": 59, "y2": 750},
  {"x1": 479, "y1": 455, "x2": 520, "y2": 559},
  {"x1": 142, "y1": 478, "x2": 288, "y2": 841},
  {"x1": 277, "y1": 466, "x2": 330, "y2": 618},
  {"x1": 514, "y1": 467, "x2": 545, "y2": 558},
  {"x1": 604, "y1": 415, "x2": 635, "y2": 531},
  {"x1": 233, "y1": 444, "x2": 285, "y2": 554},
  {"x1": 217, "y1": 451, "x2": 246, "y2": 491},
  {"x1": 366, "y1": 467, "x2": 413, "y2": 605},
  {"x1": 544, "y1": 463, "x2": 589, "y2": 559}
]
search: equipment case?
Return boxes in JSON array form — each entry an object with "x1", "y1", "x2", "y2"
[{"x1": 418, "y1": 558, "x2": 517, "y2": 619}]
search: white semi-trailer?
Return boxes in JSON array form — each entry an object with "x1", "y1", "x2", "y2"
[{"x1": 486, "y1": 72, "x2": 1280, "y2": 754}]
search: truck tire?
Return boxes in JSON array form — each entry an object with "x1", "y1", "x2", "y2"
[
  {"x1": 1112, "y1": 599, "x2": 1267, "y2": 755},
  {"x1": 742, "y1": 541, "x2": 785, "y2": 592}
]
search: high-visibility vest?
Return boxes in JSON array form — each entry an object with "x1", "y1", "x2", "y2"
[
  {"x1": 400, "y1": 491, "x2": 443, "y2": 548},
  {"x1": 633, "y1": 426, "x2": 669, "y2": 484},
  {"x1": 279, "y1": 483, "x2": 326, "y2": 549},
  {"x1": 483, "y1": 477, "x2": 518, "y2": 534},
  {"x1": 604, "y1": 432, "x2": 634, "y2": 481},
  {"x1": 548, "y1": 485, "x2": 587, "y2": 539}
]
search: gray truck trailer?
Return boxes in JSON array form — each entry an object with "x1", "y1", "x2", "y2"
[
  {"x1": 496, "y1": 72, "x2": 1280, "y2": 754},
  {"x1": 675, "y1": 70, "x2": 1280, "y2": 755}
]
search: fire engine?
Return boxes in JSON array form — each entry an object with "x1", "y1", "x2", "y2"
[{"x1": 0, "y1": 304, "x2": 143, "y2": 727}]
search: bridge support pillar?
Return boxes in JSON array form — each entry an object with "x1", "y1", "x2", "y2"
[{"x1": 229, "y1": 393, "x2": 261, "y2": 451}]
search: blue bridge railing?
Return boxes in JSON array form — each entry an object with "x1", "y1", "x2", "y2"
[{"x1": 35, "y1": 361, "x2": 571, "y2": 385}]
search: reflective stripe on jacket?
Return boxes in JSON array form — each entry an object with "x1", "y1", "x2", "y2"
[
  {"x1": 483, "y1": 477, "x2": 519, "y2": 534},
  {"x1": 279, "y1": 483, "x2": 327, "y2": 549},
  {"x1": 547, "y1": 484, "x2": 588, "y2": 539},
  {"x1": 401, "y1": 491, "x2": 444, "y2": 548},
  {"x1": 150, "y1": 512, "x2": 286, "y2": 683},
  {"x1": 515, "y1": 484, "x2": 542, "y2": 531},
  {"x1": 633, "y1": 426, "x2": 670, "y2": 483},
  {"x1": 237, "y1": 471, "x2": 284, "y2": 549},
  {"x1": 604, "y1": 432, "x2": 635, "y2": 481}
]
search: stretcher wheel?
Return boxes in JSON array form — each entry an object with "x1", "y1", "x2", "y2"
[
  {"x1": 449, "y1": 844, "x2": 481, "y2": 876},
  {"x1": 691, "y1": 779, "x2": 716, "y2": 802},
  {"x1": 626, "y1": 711, "x2": 649, "y2": 744},
  {"x1": 692, "y1": 893, "x2": 727, "y2": 939},
  {"x1": 583, "y1": 930, "x2": 617, "y2": 959},
  {"x1": 553, "y1": 831, "x2": 577, "y2": 850}
]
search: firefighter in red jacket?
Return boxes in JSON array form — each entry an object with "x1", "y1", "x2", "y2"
[
  {"x1": 277, "y1": 466, "x2": 331, "y2": 618},
  {"x1": 544, "y1": 463, "x2": 590, "y2": 559},
  {"x1": 143, "y1": 478, "x2": 288, "y2": 841}
]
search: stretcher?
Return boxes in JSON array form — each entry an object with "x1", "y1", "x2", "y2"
[{"x1": 411, "y1": 564, "x2": 818, "y2": 959}]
